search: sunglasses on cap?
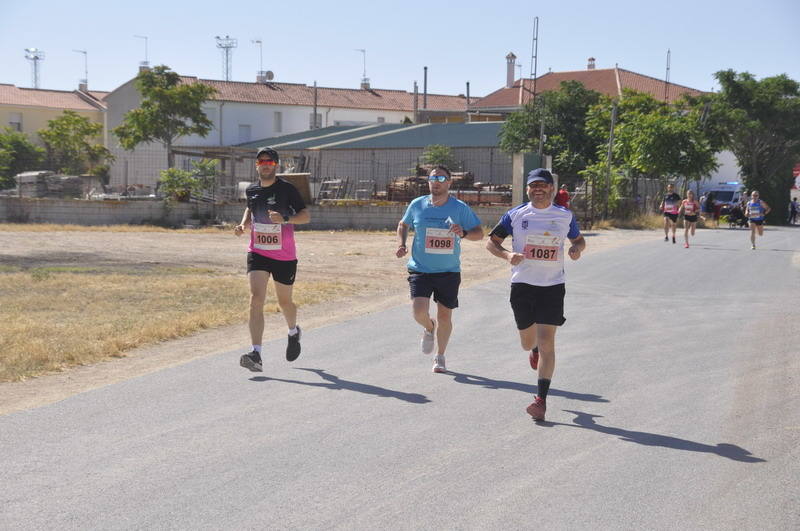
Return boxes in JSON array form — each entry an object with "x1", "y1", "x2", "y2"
[
  {"x1": 256, "y1": 159, "x2": 277, "y2": 166},
  {"x1": 428, "y1": 175, "x2": 449, "y2": 182}
]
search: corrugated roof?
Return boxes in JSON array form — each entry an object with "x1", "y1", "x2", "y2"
[
  {"x1": 0, "y1": 84, "x2": 106, "y2": 111},
  {"x1": 179, "y1": 77, "x2": 476, "y2": 112},
  {"x1": 473, "y1": 67, "x2": 705, "y2": 109},
  {"x1": 241, "y1": 124, "x2": 412, "y2": 150}
]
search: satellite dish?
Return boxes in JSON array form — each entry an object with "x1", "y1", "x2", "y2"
[{"x1": 265, "y1": 71, "x2": 274, "y2": 81}]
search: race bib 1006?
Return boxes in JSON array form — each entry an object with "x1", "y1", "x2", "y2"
[
  {"x1": 424, "y1": 228, "x2": 455, "y2": 254},
  {"x1": 253, "y1": 222, "x2": 282, "y2": 250},
  {"x1": 523, "y1": 234, "x2": 561, "y2": 264}
]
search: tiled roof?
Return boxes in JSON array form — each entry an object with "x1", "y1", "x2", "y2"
[
  {"x1": 0, "y1": 84, "x2": 106, "y2": 111},
  {"x1": 473, "y1": 67, "x2": 705, "y2": 109},
  {"x1": 179, "y1": 77, "x2": 476, "y2": 112}
]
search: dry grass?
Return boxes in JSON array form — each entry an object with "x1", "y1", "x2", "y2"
[
  {"x1": 0, "y1": 223, "x2": 232, "y2": 233},
  {"x1": 0, "y1": 266, "x2": 348, "y2": 382},
  {"x1": 592, "y1": 213, "x2": 713, "y2": 231}
]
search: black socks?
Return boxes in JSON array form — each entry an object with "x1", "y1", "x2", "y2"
[{"x1": 537, "y1": 378, "x2": 551, "y2": 400}]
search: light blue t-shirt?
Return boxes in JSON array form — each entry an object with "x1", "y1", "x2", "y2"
[{"x1": 401, "y1": 195, "x2": 482, "y2": 273}]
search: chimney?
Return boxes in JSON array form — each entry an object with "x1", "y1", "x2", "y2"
[
  {"x1": 587, "y1": 57, "x2": 596, "y2": 70},
  {"x1": 138, "y1": 64, "x2": 151, "y2": 73},
  {"x1": 506, "y1": 52, "x2": 517, "y2": 88},
  {"x1": 78, "y1": 82, "x2": 88, "y2": 92},
  {"x1": 360, "y1": 79, "x2": 371, "y2": 90}
]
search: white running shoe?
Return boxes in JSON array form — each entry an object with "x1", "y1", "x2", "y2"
[
  {"x1": 432, "y1": 354, "x2": 446, "y2": 373},
  {"x1": 421, "y1": 320, "x2": 436, "y2": 354}
]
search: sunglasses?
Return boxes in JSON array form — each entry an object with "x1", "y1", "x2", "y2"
[
  {"x1": 256, "y1": 159, "x2": 277, "y2": 166},
  {"x1": 428, "y1": 175, "x2": 449, "y2": 182}
]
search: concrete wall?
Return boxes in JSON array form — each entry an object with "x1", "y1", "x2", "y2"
[{"x1": 0, "y1": 197, "x2": 509, "y2": 230}]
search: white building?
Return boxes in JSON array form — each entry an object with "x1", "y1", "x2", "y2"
[{"x1": 104, "y1": 72, "x2": 473, "y2": 188}]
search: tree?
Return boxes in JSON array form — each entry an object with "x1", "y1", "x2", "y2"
[
  {"x1": 0, "y1": 128, "x2": 45, "y2": 189},
  {"x1": 499, "y1": 81, "x2": 603, "y2": 184},
  {"x1": 422, "y1": 144, "x2": 456, "y2": 168},
  {"x1": 583, "y1": 90, "x2": 718, "y2": 215},
  {"x1": 38, "y1": 110, "x2": 113, "y2": 175},
  {"x1": 113, "y1": 65, "x2": 216, "y2": 168},
  {"x1": 701, "y1": 70, "x2": 800, "y2": 223},
  {"x1": 158, "y1": 158, "x2": 219, "y2": 201}
]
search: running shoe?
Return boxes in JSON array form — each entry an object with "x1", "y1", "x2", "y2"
[
  {"x1": 664, "y1": 236, "x2": 668, "y2": 242},
  {"x1": 286, "y1": 326, "x2": 301, "y2": 362},
  {"x1": 751, "y1": 244, "x2": 756, "y2": 250},
  {"x1": 672, "y1": 236, "x2": 676, "y2": 244},
  {"x1": 529, "y1": 347, "x2": 539, "y2": 370},
  {"x1": 421, "y1": 320, "x2": 436, "y2": 354},
  {"x1": 526, "y1": 396, "x2": 547, "y2": 421},
  {"x1": 684, "y1": 243, "x2": 689, "y2": 248},
  {"x1": 432, "y1": 354, "x2": 446, "y2": 373},
  {"x1": 240, "y1": 351, "x2": 263, "y2": 372}
]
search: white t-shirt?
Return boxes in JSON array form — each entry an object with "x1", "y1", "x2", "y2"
[{"x1": 491, "y1": 202, "x2": 581, "y2": 286}]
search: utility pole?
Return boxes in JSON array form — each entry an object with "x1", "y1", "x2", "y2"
[
  {"x1": 134, "y1": 35, "x2": 149, "y2": 67},
  {"x1": 604, "y1": 101, "x2": 619, "y2": 219},
  {"x1": 72, "y1": 49, "x2": 88, "y2": 88}
]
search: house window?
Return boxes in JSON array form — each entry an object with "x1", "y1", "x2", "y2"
[
  {"x1": 309, "y1": 112, "x2": 322, "y2": 129},
  {"x1": 274, "y1": 112, "x2": 282, "y2": 133},
  {"x1": 238, "y1": 124, "x2": 251, "y2": 143},
  {"x1": 377, "y1": 116, "x2": 385, "y2": 123},
  {"x1": 9, "y1": 112, "x2": 22, "y2": 131}
]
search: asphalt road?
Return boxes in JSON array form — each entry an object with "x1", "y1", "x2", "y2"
[{"x1": 2, "y1": 226, "x2": 798, "y2": 530}]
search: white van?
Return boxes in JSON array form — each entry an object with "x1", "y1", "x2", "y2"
[{"x1": 698, "y1": 181, "x2": 745, "y2": 207}]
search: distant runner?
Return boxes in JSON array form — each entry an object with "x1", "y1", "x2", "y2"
[
  {"x1": 745, "y1": 190, "x2": 771, "y2": 250},
  {"x1": 396, "y1": 165, "x2": 483, "y2": 374},
  {"x1": 235, "y1": 147, "x2": 310, "y2": 372},
  {"x1": 660, "y1": 183, "x2": 681, "y2": 244},
  {"x1": 486, "y1": 169, "x2": 586, "y2": 421},
  {"x1": 679, "y1": 190, "x2": 701, "y2": 248}
]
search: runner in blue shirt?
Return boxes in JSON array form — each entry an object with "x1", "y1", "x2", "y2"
[
  {"x1": 745, "y1": 190, "x2": 771, "y2": 250},
  {"x1": 396, "y1": 165, "x2": 483, "y2": 373},
  {"x1": 486, "y1": 169, "x2": 586, "y2": 421}
]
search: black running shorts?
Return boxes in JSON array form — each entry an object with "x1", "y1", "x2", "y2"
[
  {"x1": 407, "y1": 271, "x2": 461, "y2": 309},
  {"x1": 684, "y1": 214, "x2": 698, "y2": 223},
  {"x1": 663, "y1": 213, "x2": 678, "y2": 223},
  {"x1": 509, "y1": 282, "x2": 566, "y2": 329},
  {"x1": 750, "y1": 219, "x2": 763, "y2": 226},
  {"x1": 247, "y1": 252, "x2": 298, "y2": 285}
]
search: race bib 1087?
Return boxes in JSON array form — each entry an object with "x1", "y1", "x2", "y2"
[{"x1": 523, "y1": 234, "x2": 561, "y2": 264}]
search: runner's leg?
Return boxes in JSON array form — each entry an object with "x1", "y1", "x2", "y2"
[
  {"x1": 435, "y1": 303, "x2": 453, "y2": 355},
  {"x1": 248, "y1": 270, "x2": 270, "y2": 345},
  {"x1": 536, "y1": 324, "x2": 557, "y2": 380},
  {"x1": 518, "y1": 323, "x2": 537, "y2": 351},
  {"x1": 412, "y1": 297, "x2": 435, "y2": 331},
  {"x1": 273, "y1": 281, "x2": 297, "y2": 329}
]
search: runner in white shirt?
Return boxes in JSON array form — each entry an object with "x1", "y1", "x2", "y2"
[{"x1": 486, "y1": 169, "x2": 586, "y2": 421}]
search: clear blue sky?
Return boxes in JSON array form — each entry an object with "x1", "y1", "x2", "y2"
[{"x1": 1, "y1": 0, "x2": 797, "y2": 97}]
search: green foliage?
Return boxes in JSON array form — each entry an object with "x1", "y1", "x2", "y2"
[
  {"x1": 38, "y1": 110, "x2": 113, "y2": 175},
  {"x1": 158, "y1": 159, "x2": 219, "y2": 201},
  {"x1": 499, "y1": 81, "x2": 603, "y2": 183},
  {"x1": 701, "y1": 70, "x2": 800, "y2": 223},
  {"x1": 113, "y1": 65, "x2": 216, "y2": 167},
  {"x1": 422, "y1": 144, "x2": 456, "y2": 168},
  {"x1": 0, "y1": 128, "x2": 45, "y2": 189}
]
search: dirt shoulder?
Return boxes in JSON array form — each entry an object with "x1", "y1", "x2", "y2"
[{"x1": 0, "y1": 228, "x2": 654, "y2": 415}]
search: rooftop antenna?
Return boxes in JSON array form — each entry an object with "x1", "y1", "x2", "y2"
[
  {"x1": 24, "y1": 48, "x2": 45, "y2": 88},
  {"x1": 215, "y1": 35, "x2": 238, "y2": 81},
  {"x1": 252, "y1": 39, "x2": 264, "y2": 77},
  {"x1": 355, "y1": 48, "x2": 369, "y2": 88},
  {"x1": 529, "y1": 16, "x2": 539, "y2": 105},
  {"x1": 134, "y1": 35, "x2": 149, "y2": 67},
  {"x1": 72, "y1": 49, "x2": 88, "y2": 87},
  {"x1": 664, "y1": 48, "x2": 671, "y2": 102}
]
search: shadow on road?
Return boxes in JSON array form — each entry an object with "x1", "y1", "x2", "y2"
[
  {"x1": 448, "y1": 372, "x2": 609, "y2": 403},
  {"x1": 541, "y1": 410, "x2": 765, "y2": 463},
  {"x1": 249, "y1": 368, "x2": 431, "y2": 404}
]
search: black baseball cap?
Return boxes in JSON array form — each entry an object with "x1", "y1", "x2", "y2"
[
  {"x1": 527, "y1": 168, "x2": 553, "y2": 185},
  {"x1": 256, "y1": 147, "x2": 279, "y2": 162}
]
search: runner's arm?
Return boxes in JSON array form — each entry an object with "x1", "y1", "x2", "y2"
[
  {"x1": 396, "y1": 221, "x2": 409, "y2": 258},
  {"x1": 234, "y1": 207, "x2": 251, "y2": 236},
  {"x1": 568, "y1": 235, "x2": 586, "y2": 260},
  {"x1": 287, "y1": 208, "x2": 310, "y2": 225},
  {"x1": 763, "y1": 201, "x2": 771, "y2": 215},
  {"x1": 486, "y1": 234, "x2": 523, "y2": 265}
]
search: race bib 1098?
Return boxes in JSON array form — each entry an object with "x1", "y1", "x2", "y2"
[{"x1": 424, "y1": 228, "x2": 455, "y2": 254}]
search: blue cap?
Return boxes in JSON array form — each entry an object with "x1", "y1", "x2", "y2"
[{"x1": 527, "y1": 168, "x2": 553, "y2": 185}]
